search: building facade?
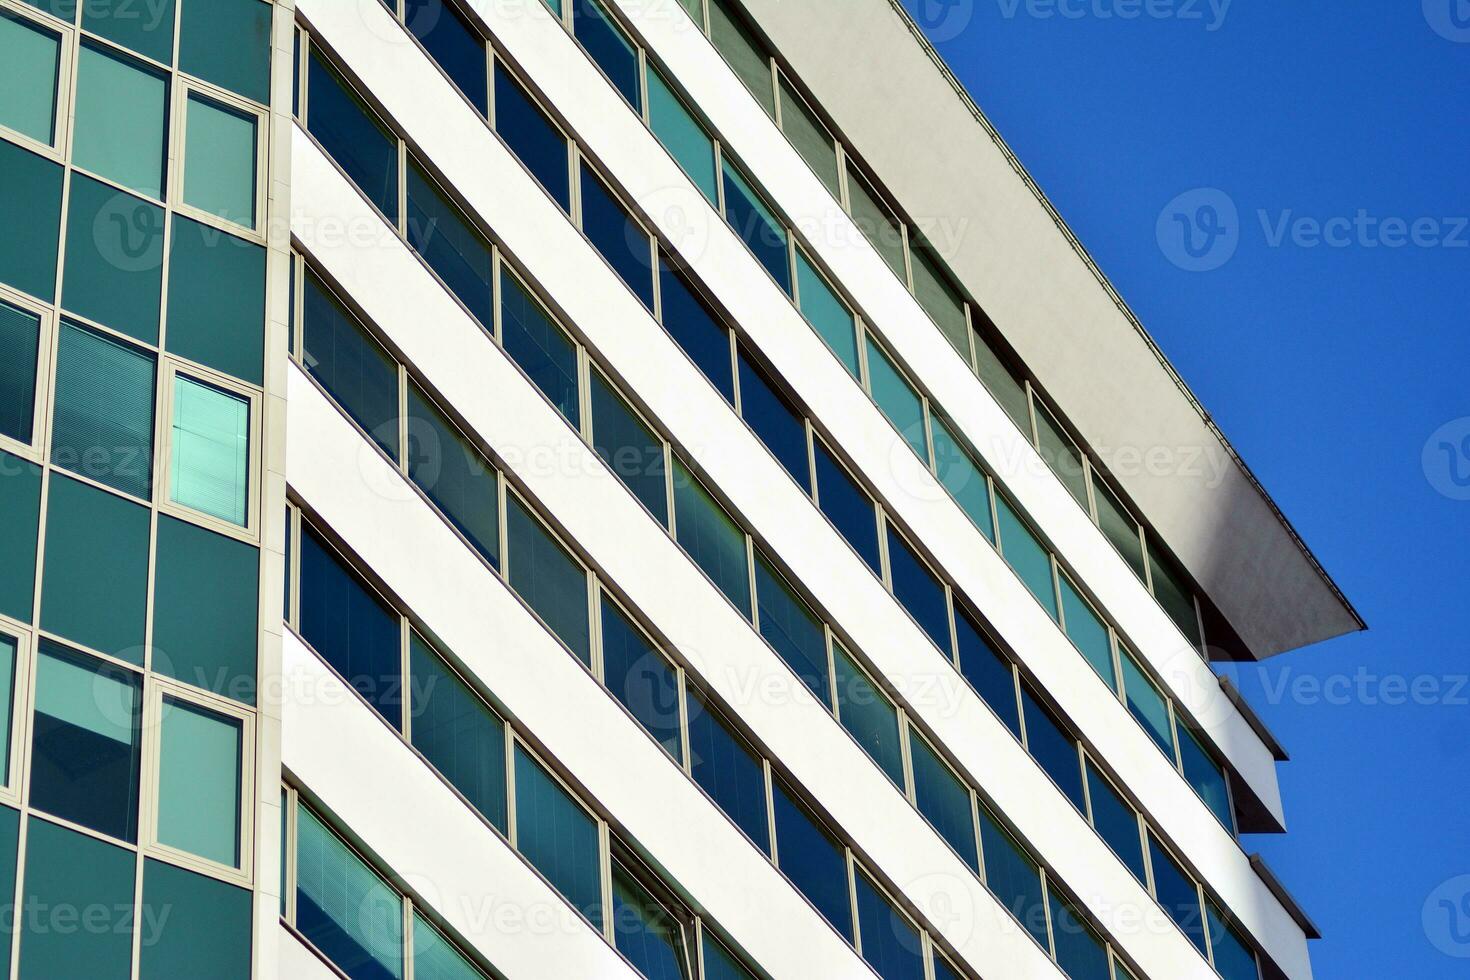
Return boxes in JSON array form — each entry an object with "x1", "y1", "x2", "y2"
[{"x1": 0, "y1": 0, "x2": 1359, "y2": 978}]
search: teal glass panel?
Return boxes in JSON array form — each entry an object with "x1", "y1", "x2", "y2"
[
  {"x1": 909, "y1": 731, "x2": 978, "y2": 872},
  {"x1": 74, "y1": 43, "x2": 168, "y2": 199},
  {"x1": 157, "y1": 697, "x2": 242, "y2": 866},
  {"x1": 795, "y1": 246, "x2": 857, "y2": 376},
  {"x1": 1094, "y1": 479, "x2": 1146, "y2": 581},
  {"x1": 170, "y1": 375, "x2": 249, "y2": 525},
  {"x1": 406, "y1": 383, "x2": 499, "y2": 568},
  {"x1": 0, "y1": 636, "x2": 13, "y2": 784},
  {"x1": 0, "y1": 806, "x2": 15, "y2": 977},
  {"x1": 295, "y1": 804, "x2": 405, "y2": 980},
  {"x1": 701, "y1": 934, "x2": 757, "y2": 980},
  {"x1": 40, "y1": 474, "x2": 150, "y2": 661},
  {"x1": 600, "y1": 597, "x2": 682, "y2": 761},
  {"x1": 1179, "y1": 724, "x2": 1233, "y2": 829},
  {"x1": 1059, "y1": 574, "x2": 1114, "y2": 688},
  {"x1": 0, "y1": 10, "x2": 60, "y2": 144},
  {"x1": 995, "y1": 494, "x2": 1058, "y2": 620},
  {"x1": 180, "y1": 0, "x2": 273, "y2": 104},
  {"x1": 845, "y1": 163, "x2": 906, "y2": 280},
  {"x1": 152, "y1": 514, "x2": 258, "y2": 702},
  {"x1": 506, "y1": 494, "x2": 591, "y2": 665},
  {"x1": 865, "y1": 335, "x2": 927, "y2": 460},
  {"x1": 909, "y1": 241, "x2": 968, "y2": 355},
  {"x1": 51, "y1": 320, "x2": 156, "y2": 497},
  {"x1": 413, "y1": 914, "x2": 486, "y2": 980},
  {"x1": 184, "y1": 92, "x2": 258, "y2": 228},
  {"x1": 972, "y1": 329, "x2": 1031, "y2": 432},
  {"x1": 139, "y1": 859, "x2": 252, "y2": 980},
  {"x1": 1120, "y1": 647, "x2": 1175, "y2": 759},
  {"x1": 0, "y1": 451, "x2": 41, "y2": 622},
  {"x1": 832, "y1": 641, "x2": 902, "y2": 787},
  {"x1": 754, "y1": 551, "x2": 827, "y2": 705},
  {"x1": 166, "y1": 215, "x2": 266, "y2": 384},
  {"x1": 590, "y1": 371, "x2": 668, "y2": 526},
  {"x1": 0, "y1": 140, "x2": 62, "y2": 300},
  {"x1": 648, "y1": 66, "x2": 717, "y2": 205},
  {"x1": 930, "y1": 414, "x2": 992, "y2": 541},
  {"x1": 1148, "y1": 546, "x2": 1203, "y2": 648},
  {"x1": 707, "y1": 0, "x2": 773, "y2": 116},
  {"x1": 18, "y1": 818, "x2": 135, "y2": 980},
  {"x1": 721, "y1": 159, "x2": 789, "y2": 292},
  {"x1": 777, "y1": 78, "x2": 838, "y2": 195},
  {"x1": 1084, "y1": 761, "x2": 1145, "y2": 884},
  {"x1": 82, "y1": 0, "x2": 174, "y2": 62},
  {"x1": 672, "y1": 459, "x2": 750, "y2": 617},
  {"x1": 1206, "y1": 902, "x2": 1259, "y2": 980},
  {"x1": 1034, "y1": 404, "x2": 1089, "y2": 507},
  {"x1": 62, "y1": 174, "x2": 165, "y2": 343},
  {"x1": 0, "y1": 300, "x2": 40, "y2": 445},
  {"x1": 513, "y1": 744, "x2": 603, "y2": 930},
  {"x1": 978, "y1": 805, "x2": 1048, "y2": 949},
  {"x1": 854, "y1": 869, "x2": 924, "y2": 980},
  {"x1": 408, "y1": 633, "x2": 507, "y2": 832},
  {"x1": 610, "y1": 859, "x2": 690, "y2": 980},
  {"x1": 1049, "y1": 890, "x2": 1110, "y2": 980}
]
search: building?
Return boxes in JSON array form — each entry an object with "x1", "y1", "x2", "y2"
[{"x1": 0, "y1": 0, "x2": 1362, "y2": 977}]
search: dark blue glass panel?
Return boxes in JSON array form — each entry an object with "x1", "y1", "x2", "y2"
[
  {"x1": 1179, "y1": 724, "x2": 1233, "y2": 830},
  {"x1": 772, "y1": 781, "x2": 851, "y2": 940},
  {"x1": 909, "y1": 733, "x2": 977, "y2": 872},
  {"x1": 954, "y1": 607, "x2": 1019, "y2": 737},
  {"x1": 885, "y1": 526, "x2": 950, "y2": 653},
  {"x1": 406, "y1": 0, "x2": 487, "y2": 114},
  {"x1": 601, "y1": 597, "x2": 682, "y2": 760},
  {"x1": 299, "y1": 523, "x2": 403, "y2": 729},
  {"x1": 407, "y1": 159, "x2": 493, "y2": 327},
  {"x1": 493, "y1": 62, "x2": 569, "y2": 211},
  {"x1": 500, "y1": 268, "x2": 579, "y2": 427},
  {"x1": 308, "y1": 50, "x2": 399, "y2": 223},
  {"x1": 738, "y1": 347, "x2": 809, "y2": 492},
  {"x1": 580, "y1": 163, "x2": 654, "y2": 310},
  {"x1": 721, "y1": 160, "x2": 789, "y2": 292},
  {"x1": 812, "y1": 441, "x2": 879, "y2": 574},
  {"x1": 1084, "y1": 761, "x2": 1145, "y2": 884},
  {"x1": 1148, "y1": 833, "x2": 1206, "y2": 954},
  {"x1": 1207, "y1": 902, "x2": 1259, "y2": 980},
  {"x1": 657, "y1": 258, "x2": 733, "y2": 403},
  {"x1": 978, "y1": 806, "x2": 1048, "y2": 950},
  {"x1": 573, "y1": 0, "x2": 640, "y2": 110},
  {"x1": 832, "y1": 642, "x2": 902, "y2": 787},
  {"x1": 406, "y1": 383, "x2": 499, "y2": 568},
  {"x1": 854, "y1": 870, "x2": 924, "y2": 980},
  {"x1": 610, "y1": 862, "x2": 687, "y2": 980},
  {"x1": 514, "y1": 744, "x2": 603, "y2": 929},
  {"x1": 753, "y1": 551, "x2": 827, "y2": 705},
  {"x1": 590, "y1": 371, "x2": 668, "y2": 526},
  {"x1": 408, "y1": 634, "x2": 507, "y2": 832},
  {"x1": 506, "y1": 494, "x2": 591, "y2": 665},
  {"x1": 672, "y1": 460, "x2": 750, "y2": 617},
  {"x1": 701, "y1": 934, "x2": 757, "y2": 980},
  {"x1": 686, "y1": 691, "x2": 768, "y2": 854},
  {"x1": 1049, "y1": 890, "x2": 1110, "y2": 980},
  {"x1": 302, "y1": 272, "x2": 400, "y2": 460},
  {"x1": 1020, "y1": 685, "x2": 1084, "y2": 812}
]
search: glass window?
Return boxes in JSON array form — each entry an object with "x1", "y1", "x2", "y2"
[
  {"x1": 580, "y1": 163, "x2": 655, "y2": 310},
  {"x1": 407, "y1": 157, "x2": 493, "y2": 327},
  {"x1": 302, "y1": 271, "x2": 400, "y2": 460},
  {"x1": 500, "y1": 267, "x2": 579, "y2": 426},
  {"x1": 180, "y1": 0, "x2": 273, "y2": 103},
  {"x1": 1119, "y1": 647, "x2": 1174, "y2": 760},
  {"x1": 610, "y1": 858, "x2": 692, "y2": 980},
  {"x1": 909, "y1": 731, "x2": 978, "y2": 872},
  {"x1": 308, "y1": 48, "x2": 399, "y2": 224},
  {"x1": 0, "y1": 9, "x2": 60, "y2": 145},
  {"x1": 933, "y1": 956, "x2": 965, "y2": 980},
  {"x1": 648, "y1": 67, "x2": 717, "y2": 205},
  {"x1": 493, "y1": 62, "x2": 570, "y2": 211},
  {"x1": 812, "y1": 440, "x2": 880, "y2": 574},
  {"x1": 1207, "y1": 902, "x2": 1259, "y2": 980},
  {"x1": 707, "y1": 0, "x2": 773, "y2": 116},
  {"x1": 83, "y1": 0, "x2": 173, "y2": 62},
  {"x1": 29, "y1": 641, "x2": 142, "y2": 841},
  {"x1": 832, "y1": 641, "x2": 902, "y2": 787},
  {"x1": 795, "y1": 246, "x2": 858, "y2": 377},
  {"x1": 972, "y1": 328, "x2": 1031, "y2": 433},
  {"x1": 0, "y1": 452, "x2": 41, "y2": 624},
  {"x1": 1148, "y1": 547, "x2": 1202, "y2": 648},
  {"x1": 62, "y1": 174, "x2": 165, "y2": 344},
  {"x1": 0, "y1": 140, "x2": 62, "y2": 301},
  {"x1": 930, "y1": 414, "x2": 993, "y2": 540},
  {"x1": 686, "y1": 690, "x2": 768, "y2": 854},
  {"x1": 886, "y1": 526, "x2": 950, "y2": 653},
  {"x1": 167, "y1": 215, "x2": 267, "y2": 384},
  {"x1": 1049, "y1": 890, "x2": 1110, "y2": 980},
  {"x1": 413, "y1": 913, "x2": 488, "y2": 980},
  {"x1": 672, "y1": 459, "x2": 750, "y2": 617},
  {"x1": 513, "y1": 744, "x2": 603, "y2": 929},
  {"x1": 995, "y1": 493, "x2": 1058, "y2": 620},
  {"x1": 909, "y1": 241, "x2": 968, "y2": 356},
  {"x1": 754, "y1": 551, "x2": 827, "y2": 703},
  {"x1": 407, "y1": 383, "x2": 500, "y2": 567},
  {"x1": 184, "y1": 92, "x2": 258, "y2": 228},
  {"x1": 1179, "y1": 724, "x2": 1232, "y2": 829},
  {"x1": 506, "y1": 494, "x2": 591, "y2": 665},
  {"x1": 854, "y1": 869, "x2": 925, "y2": 980},
  {"x1": 295, "y1": 804, "x2": 405, "y2": 980},
  {"x1": 406, "y1": 0, "x2": 487, "y2": 114},
  {"x1": 0, "y1": 299, "x2": 40, "y2": 445},
  {"x1": 954, "y1": 607, "x2": 1020, "y2": 737},
  {"x1": 170, "y1": 375, "x2": 250, "y2": 526},
  {"x1": 978, "y1": 805, "x2": 1049, "y2": 950},
  {"x1": 152, "y1": 514, "x2": 259, "y2": 703},
  {"x1": 701, "y1": 933, "x2": 758, "y2": 980},
  {"x1": 737, "y1": 347, "x2": 809, "y2": 492},
  {"x1": 777, "y1": 77, "x2": 839, "y2": 196},
  {"x1": 1148, "y1": 833, "x2": 1206, "y2": 954},
  {"x1": 1035, "y1": 404, "x2": 1089, "y2": 507},
  {"x1": 1094, "y1": 480, "x2": 1146, "y2": 581},
  {"x1": 573, "y1": 0, "x2": 640, "y2": 109},
  {"x1": 140, "y1": 859, "x2": 252, "y2": 980},
  {"x1": 157, "y1": 698, "x2": 242, "y2": 867},
  {"x1": 19, "y1": 818, "x2": 135, "y2": 979},
  {"x1": 0, "y1": 634, "x2": 13, "y2": 785},
  {"x1": 1085, "y1": 761, "x2": 1145, "y2": 884},
  {"x1": 299, "y1": 522, "x2": 404, "y2": 729},
  {"x1": 74, "y1": 43, "x2": 168, "y2": 199},
  {"x1": 721, "y1": 160, "x2": 789, "y2": 293},
  {"x1": 39, "y1": 475, "x2": 150, "y2": 661},
  {"x1": 590, "y1": 371, "x2": 668, "y2": 525},
  {"x1": 408, "y1": 633, "x2": 507, "y2": 832},
  {"x1": 601, "y1": 597, "x2": 683, "y2": 761},
  {"x1": 658, "y1": 257, "x2": 732, "y2": 402},
  {"x1": 845, "y1": 164, "x2": 906, "y2": 280},
  {"x1": 1059, "y1": 575, "x2": 1114, "y2": 689},
  {"x1": 865, "y1": 336, "x2": 927, "y2": 460},
  {"x1": 1020, "y1": 685, "x2": 1084, "y2": 811},
  {"x1": 772, "y1": 781, "x2": 851, "y2": 940}
]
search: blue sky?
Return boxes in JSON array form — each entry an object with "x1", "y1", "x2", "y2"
[{"x1": 902, "y1": 0, "x2": 1470, "y2": 975}]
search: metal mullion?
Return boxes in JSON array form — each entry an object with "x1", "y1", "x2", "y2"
[
  {"x1": 845, "y1": 848, "x2": 861, "y2": 957},
  {"x1": 762, "y1": 758, "x2": 777, "y2": 865}
]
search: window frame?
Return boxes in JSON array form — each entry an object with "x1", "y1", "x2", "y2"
[
  {"x1": 0, "y1": 283, "x2": 55, "y2": 462},
  {"x1": 170, "y1": 76, "x2": 270, "y2": 241},
  {"x1": 584, "y1": 360, "x2": 675, "y2": 530},
  {"x1": 487, "y1": 48, "x2": 576, "y2": 214},
  {"x1": 157, "y1": 358, "x2": 263, "y2": 541},
  {"x1": 593, "y1": 586, "x2": 690, "y2": 766},
  {"x1": 501, "y1": 484, "x2": 596, "y2": 668},
  {"x1": 0, "y1": 0, "x2": 74, "y2": 161},
  {"x1": 0, "y1": 617, "x2": 33, "y2": 809},
  {"x1": 570, "y1": 147, "x2": 660, "y2": 314}
]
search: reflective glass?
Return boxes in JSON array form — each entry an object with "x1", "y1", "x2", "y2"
[
  {"x1": 580, "y1": 163, "x2": 654, "y2": 310},
  {"x1": 500, "y1": 268, "x2": 579, "y2": 426},
  {"x1": 611, "y1": 861, "x2": 690, "y2": 980},
  {"x1": 0, "y1": 452, "x2": 40, "y2": 623},
  {"x1": 672, "y1": 460, "x2": 750, "y2": 617},
  {"x1": 295, "y1": 804, "x2": 405, "y2": 980},
  {"x1": 302, "y1": 272, "x2": 400, "y2": 459},
  {"x1": 1207, "y1": 902, "x2": 1259, "y2": 980},
  {"x1": 0, "y1": 10, "x2": 59, "y2": 144},
  {"x1": 812, "y1": 440, "x2": 880, "y2": 574},
  {"x1": 157, "y1": 698, "x2": 242, "y2": 866},
  {"x1": 308, "y1": 49, "x2": 399, "y2": 223},
  {"x1": 139, "y1": 859, "x2": 252, "y2": 980},
  {"x1": 754, "y1": 551, "x2": 826, "y2": 704},
  {"x1": 909, "y1": 732, "x2": 978, "y2": 872},
  {"x1": 777, "y1": 77, "x2": 838, "y2": 196},
  {"x1": 166, "y1": 215, "x2": 266, "y2": 384},
  {"x1": 74, "y1": 43, "x2": 167, "y2": 199},
  {"x1": 658, "y1": 258, "x2": 732, "y2": 402},
  {"x1": 707, "y1": 0, "x2": 773, "y2": 116},
  {"x1": 413, "y1": 914, "x2": 486, "y2": 980},
  {"x1": 648, "y1": 67, "x2": 717, "y2": 204},
  {"x1": 1148, "y1": 547, "x2": 1202, "y2": 648},
  {"x1": 954, "y1": 608, "x2": 1019, "y2": 738},
  {"x1": 184, "y1": 93, "x2": 257, "y2": 227},
  {"x1": 930, "y1": 414, "x2": 992, "y2": 541},
  {"x1": 972, "y1": 328, "x2": 1031, "y2": 432},
  {"x1": 866, "y1": 336, "x2": 927, "y2": 460},
  {"x1": 845, "y1": 164, "x2": 905, "y2": 279},
  {"x1": 591, "y1": 371, "x2": 668, "y2": 525},
  {"x1": 514, "y1": 744, "x2": 603, "y2": 929},
  {"x1": 995, "y1": 493, "x2": 1058, "y2": 620},
  {"x1": 833, "y1": 642, "x2": 902, "y2": 787},
  {"x1": 886, "y1": 526, "x2": 950, "y2": 653},
  {"x1": 721, "y1": 160, "x2": 789, "y2": 292},
  {"x1": 0, "y1": 140, "x2": 62, "y2": 300},
  {"x1": 407, "y1": 383, "x2": 499, "y2": 566},
  {"x1": 854, "y1": 870, "x2": 924, "y2": 980},
  {"x1": 1179, "y1": 724, "x2": 1233, "y2": 829},
  {"x1": 0, "y1": 635, "x2": 13, "y2": 784},
  {"x1": 83, "y1": 0, "x2": 173, "y2": 62},
  {"x1": 170, "y1": 375, "x2": 249, "y2": 525},
  {"x1": 1049, "y1": 891, "x2": 1110, "y2": 980},
  {"x1": 1148, "y1": 833, "x2": 1206, "y2": 954},
  {"x1": 701, "y1": 934, "x2": 757, "y2": 980},
  {"x1": 18, "y1": 818, "x2": 134, "y2": 979},
  {"x1": 909, "y1": 241, "x2": 968, "y2": 355},
  {"x1": 406, "y1": 0, "x2": 487, "y2": 114},
  {"x1": 1094, "y1": 480, "x2": 1146, "y2": 581},
  {"x1": 1021, "y1": 684, "x2": 1084, "y2": 811},
  {"x1": 795, "y1": 246, "x2": 857, "y2": 376},
  {"x1": 738, "y1": 347, "x2": 808, "y2": 490},
  {"x1": 506, "y1": 494, "x2": 591, "y2": 664},
  {"x1": 573, "y1": 0, "x2": 640, "y2": 109},
  {"x1": 407, "y1": 158, "x2": 493, "y2": 326},
  {"x1": 1120, "y1": 647, "x2": 1174, "y2": 759},
  {"x1": 772, "y1": 781, "x2": 850, "y2": 940},
  {"x1": 978, "y1": 805, "x2": 1048, "y2": 949},
  {"x1": 409, "y1": 634, "x2": 507, "y2": 832},
  {"x1": 180, "y1": 0, "x2": 273, "y2": 103},
  {"x1": 1085, "y1": 760, "x2": 1145, "y2": 884},
  {"x1": 493, "y1": 62, "x2": 570, "y2": 211},
  {"x1": 1035, "y1": 404, "x2": 1088, "y2": 507},
  {"x1": 61, "y1": 175, "x2": 165, "y2": 344},
  {"x1": 686, "y1": 690, "x2": 768, "y2": 853},
  {"x1": 601, "y1": 597, "x2": 682, "y2": 760},
  {"x1": 0, "y1": 300, "x2": 40, "y2": 444},
  {"x1": 1059, "y1": 574, "x2": 1114, "y2": 688}
]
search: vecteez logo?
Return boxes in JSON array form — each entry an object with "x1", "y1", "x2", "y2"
[
  {"x1": 1156, "y1": 188, "x2": 1240, "y2": 272},
  {"x1": 1422, "y1": 418, "x2": 1470, "y2": 501},
  {"x1": 1424, "y1": 0, "x2": 1470, "y2": 42},
  {"x1": 909, "y1": 0, "x2": 976, "y2": 42}
]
